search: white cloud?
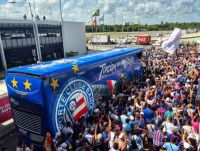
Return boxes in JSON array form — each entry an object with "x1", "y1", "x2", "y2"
[{"x1": 0, "y1": 0, "x2": 199, "y2": 24}]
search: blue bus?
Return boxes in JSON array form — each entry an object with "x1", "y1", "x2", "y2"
[{"x1": 6, "y1": 47, "x2": 144, "y2": 145}]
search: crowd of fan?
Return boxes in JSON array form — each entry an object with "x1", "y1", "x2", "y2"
[
  {"x1": 1, "y1": 44, "x2": 200, "y2": 151},
  {"x1": 44, "y1": 45, "x2": 200, "y2": 151}
]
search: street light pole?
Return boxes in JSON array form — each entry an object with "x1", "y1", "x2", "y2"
[
  {"x1": 59, "y1": 0, "x2": 63, "y2": 21},
  {"x1": 122, "y1": 15, "x2": 124, "y2": 33},
  {"x1": 138, "y1": 14, "x2": 140, "y2": 32},
  {"x1": 121, "y1": 15, "x2": 123, "y2": 41},
  {"x1": 32, "y1": 0, "x2": 37, "y2": 17},
  {"x1": 0, "y1": 35, "x2": 7, "y2": 71},
  {"x1": 59, "y1": 0, "x2": 66, "y2": 58},
  {"x1": 9, "y1": 1, "x2": 42, "y2": 62},
  {"x1": 114, "y1": 11, "x2": 116, "y2": 32}
]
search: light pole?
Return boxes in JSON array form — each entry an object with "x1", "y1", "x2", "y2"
[
  {"x1": 59, "y1": 0, "x2": 63, "y2": 21},
  {"x1": 112, "y1": 9, "x2": 116, "y2": 33},
  {"x1": 0, "y1": 35, "x2": 7, "y2": 71},
  {"x1": 138, "y1": 14, "x2": 140, "y2": 32},
  {"x1": 9, "y1": 1, "x2": 42, "y2": 62},
  {"x1": 122, "y1": 15, "x2": 124, "y2": 33},
  {"x1": 121, "y1": 15, "x2": 123, "y2": 41},
  {"x1": 59, "y1": 0, "x2": 66, "y2": 58}
]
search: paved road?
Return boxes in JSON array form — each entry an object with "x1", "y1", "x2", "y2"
[{"x1": 0, "y1": 130, "x2": 18, "y2": 151}]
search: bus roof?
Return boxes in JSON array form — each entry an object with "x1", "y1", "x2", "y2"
[{"x1": 7, "y1": 47, "x2": 144, "y2": 77}]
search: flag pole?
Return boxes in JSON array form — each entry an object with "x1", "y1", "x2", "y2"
[
  {"x1": 121, "y1": 15, "x2": 123, "y2": 42},
  {"x1": 92, "y1": 18, "x2": 94, "y2": 52},
  {"x1": 96, "y1": 16, "x2": 98, "y2": 51},
  {"x1": 103, "y1": 14, "x2": 105, "y2": 33},
  {"x1": 99, "y1": 16, "x2": 101, "y2": 51}
]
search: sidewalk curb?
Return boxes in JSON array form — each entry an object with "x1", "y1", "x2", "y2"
[{"x1": 0, "y1": 122, "x2": 15, "y2": 140}]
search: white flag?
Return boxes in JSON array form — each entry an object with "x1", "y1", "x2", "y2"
[
  {"x1": 99, "y1": 14, "x2": 104, "y2": 22},
  {"x1": 87, "y1": 17, "x2": 92, "y2": 23},
  {"x1": 162, "y1": 28, "x2": 183, "y2": 54}
]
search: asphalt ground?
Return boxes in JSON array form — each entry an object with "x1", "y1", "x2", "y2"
[{"x1": 0, "y1": 121, "x2": 17, "y2": 151}]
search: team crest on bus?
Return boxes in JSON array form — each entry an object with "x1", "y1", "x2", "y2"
[{"x1": 54, "y1": 78, "x2": 94, "y2": 131}]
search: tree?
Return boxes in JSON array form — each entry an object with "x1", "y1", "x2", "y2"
[{"x1": 85, "y1": 22, "x2": 200, "y2": 32}]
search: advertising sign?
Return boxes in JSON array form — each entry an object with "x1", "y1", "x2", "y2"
[{"x1": 0, "y1": 96, "x2": 12, "y2": 123}]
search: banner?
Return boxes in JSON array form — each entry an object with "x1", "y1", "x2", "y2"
[
  {"x1": 0, "y1": 96, "x2": 12, "y2": 123},
  {"x1": 162, "y1": 28, "x2": 183, "y2": 54}
]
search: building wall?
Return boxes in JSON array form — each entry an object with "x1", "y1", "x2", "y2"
[
  {"x1": 0, "y1": 19, "x2": 86, "y2": 70},
  {"x1": 62, "y1": 21, "x2": 86, "y2": 55},
  {"x1": 0, "y1": 19, "x2": 64, "y2": 69}
]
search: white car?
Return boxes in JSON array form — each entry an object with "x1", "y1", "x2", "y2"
[{"x1": 115, "y1": 42, "x2": 127, "y2": 48}]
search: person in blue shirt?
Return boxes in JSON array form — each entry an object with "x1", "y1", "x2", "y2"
[
  {"x1": 164, "y1": 106, "x2": 174, "y2": 119},
  {"x1": 117, "y1": 101, "x2": 125, "y2": 115},
  {"x1": 163, "y1": 137, "x2": 179, "y2": 151},
  {"x1": 157, "y1": 99, "x2": 168, "y2": 110},
  {"x1": 127, "y1": 107, "x2": 133, "y2": 118},
  {"x1": 120, "y1": 111, "x2": 128, "y2": 124},
  {"x1": 143, "y1": 104, "x2": 154, "y2": 124},
  {"x1": 154, "y1": 114, "x2": 162, "y2": 130}
]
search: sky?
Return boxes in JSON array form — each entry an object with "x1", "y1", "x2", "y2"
[{"x1": 0, "y1": 0, "x2": 199, "y2": 25}]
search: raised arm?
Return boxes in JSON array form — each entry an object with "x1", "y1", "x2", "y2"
[
  {"x1": 133, "y1": 98, "x2": 137, "y2": 109},
  {"x1": 53, "y1": 143, "x2": 58, "y2": 151},
  {"x1": 99, "y1": 115, "x2": 104, "y2": 124},
  {"x1": 30, "y1": 144, "x2": 34, "y2": 151},
  {"x1": 108, "y1": 115, "x2": 112, "y2": 129},
  {"x1": 175, "y1": 112, "x2": 180, "y2": 126},
  {"x1": 44, "y1": 133, "x2": 48, "y2": 149},
  {"x1": 155, "y1": 111, "x2": 159, "y2": 126},
  {"x1": 120, "y1": 134, "x2": 128, "y2": 151},
  {"x1": 182, "y1": 130, "x2": 187, "y2": 142},
  {"x1": 135, "y1": 127, "x2": 147, "y2": 132},
  {"x1": 145, "y1": 91, "x2": 148, "y2": 102},
  {"x1": 154, "y1": 88, "x2": 158, "y2": 100},
  {"x1": 94, "y1": 124, "x2": 98, "y2": 140}
]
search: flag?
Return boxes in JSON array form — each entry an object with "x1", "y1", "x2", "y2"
[
  {"x1": 92, "y1": 17, "x2": 97, "y2": 26},
  {"x1": 107, "y1": 80, "x2": 116, "y2": 94},
  {"x1": 162, "y1": 28, "x2": 183, "y2": 54},
  {"x1": 87, "y1": 17, "x2": 92, "y2": 24},
  {"x1": 92, "y1": 9, "x2": 100, "y2": 17},
  {"x1": 68, "y1": 93, "x2": 88, "y2": 122},
  {"x1": 99, "y1": 14, "x2": 104, "y2": 22}
]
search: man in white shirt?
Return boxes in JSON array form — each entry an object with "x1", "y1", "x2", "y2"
[
  {"x1": 162, "y1": 117, "x2": 176, "y2": 134},
  {"x1": 62, "y1": 122, "x2": 74, "y2": 136}
]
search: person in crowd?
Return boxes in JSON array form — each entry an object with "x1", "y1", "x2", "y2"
[
  {"x1": 153, "y1": 125, "x2": 164, "y2": 150},
  {"x1": 0, "y1": 147, "x2": 9, "y2": 151},
  {"x1": 162, "y1": 137, "x2": 179, "y2": 151},
  {"x1": 146, "y1": 119, "x2": 155, "y2": 149},
  {"x1": 16, "y1": 141, "x2": 24, "y2": 151}
]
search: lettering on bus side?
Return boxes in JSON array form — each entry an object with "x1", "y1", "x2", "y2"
[{"x1": 99, "y1": 56, "x2": 136, "y2": 80}]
